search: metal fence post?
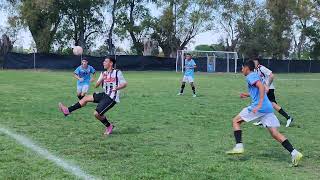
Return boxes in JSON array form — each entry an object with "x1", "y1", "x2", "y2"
[
  {"x1": 33, "y1": 49, "x2": 36, "y2": 70},
  {"x1": 309, "y1": 58, "x2": 312, "y2": 73}
]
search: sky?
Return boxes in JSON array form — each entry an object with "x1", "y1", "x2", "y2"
[{"x1": 0, "y1": 7, "x2": 220, "y2": 51}]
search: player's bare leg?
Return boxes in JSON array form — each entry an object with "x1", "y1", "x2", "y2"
[
  {"x1": 177, "y1": 82, "x2": 186, "y2": 95},
  {"x1": 94, "y1": 111, "x2": 114, "y2": 135},
  {"x1": 59, "y1": 95, "x2": 94, "y2": 116},
  {"x1": 190, "y1": 82, "x2": 196, "y2": 97},
  {"x1": 267, "y1": 128, "x2": 303, "y2": 166},
  {"x1": 272, "y1": 102, "x2": 293, "y2": 127},
  {"x1": 226, "y1": 115, "x2": 245, "y2": 154}
]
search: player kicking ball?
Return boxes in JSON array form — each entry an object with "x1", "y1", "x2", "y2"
[
  {"x1": 226, "y1": 60, "x2": 303, "y2": 166},
  {"x1": 59, "y1": 57, "x2": 127, "y2": 135},
  {"x1": 177, "y1": 53, "x2": 197, "y2": 97},
  {"x1": 253, "y1": 58, "x2": 294, "y2": 127},
  {"x1": 74, "y1": 57, "x2": 96, "y2": 100}
]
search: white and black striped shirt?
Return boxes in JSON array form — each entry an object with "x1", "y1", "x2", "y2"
[{"x1": 97, "y1": 69, "x2": 126, "y2": 102}]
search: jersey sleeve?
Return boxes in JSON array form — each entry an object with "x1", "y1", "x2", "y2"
[
  {"x1": 117, "y1": 70, "x2": 127, "y2": 84},
  {"x1": 90, "y1": 66, "x2": 96, "y2": 74},
  {"x1": 74, "y1": 67, "x2": 80, "y2": 75},
  {"x1": 260, "y1": 66, "x2": 272, "y2": 76},
  {"x1": 247, "y1": 73, "x2": 260, "y2": 86}
]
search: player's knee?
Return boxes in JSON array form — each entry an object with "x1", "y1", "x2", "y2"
[{"x1": 93, "y1": 111, "x2": 101, "y2": 118}]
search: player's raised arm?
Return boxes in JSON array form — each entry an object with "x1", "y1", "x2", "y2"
[{"x1": 95, "y1": 72, "x2": 103, "y2": 88}]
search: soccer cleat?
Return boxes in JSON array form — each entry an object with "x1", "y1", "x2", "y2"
[
  {"x1": 292, "y1": 151, "x2": 303, "y2": 167},
  {"x1": 104, "y1": 124, "x2": 114, "y2": 135},
  {"x1": 58, "y1": 103, "x2": 70, "y2": 116},
  {"x1": 192, "y1": 94, "x2": 197, "y2": 97},
  {"x1": 177, "y1": 93, "x2": 183, "y2": 96},
  {"x1": 286, "y1": 117, "x2": 294, "y2": 127},
  {"x1": 253, "y1": 121, "x2": 263, "y2": 126},
  {"x1": 226, "y1": 147, "x2": 244, "y2": 154}
]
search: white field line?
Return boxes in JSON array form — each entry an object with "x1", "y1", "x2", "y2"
[
  {"x1": 0, "y1": 126, "x2": 97, "y2": 180},
  {"x1": 278, "y1": 79, "x2": 320, "y2": 81}
]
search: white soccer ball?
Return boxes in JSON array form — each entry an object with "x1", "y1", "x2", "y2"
[{"x1": 73, "y1": 46, "x2": 83, "y2": 56}]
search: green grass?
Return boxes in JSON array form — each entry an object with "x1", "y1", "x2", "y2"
[{"x1": 0, "y1": 70, "x2": 319, "y2": 179}]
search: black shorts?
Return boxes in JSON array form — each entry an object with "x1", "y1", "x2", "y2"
[
  {"x1": 267, "y1": 89, "x2": 277, "y2": 103},
  {"x1": 93, "y1": 92, "x2": 116, "y2": 115}
]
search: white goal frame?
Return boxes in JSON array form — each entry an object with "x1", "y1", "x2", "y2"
[{"x1": 176, "y1": 50, "x2": 239, "y2": 73}]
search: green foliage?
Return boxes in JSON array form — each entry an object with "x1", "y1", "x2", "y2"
[
  {"x1": 9, "y1": 0, "x2": 62, "y2": 53},
  {"x1": 115, "y1": 0, "x2": 153, "y2": 55},
  {"x1": 194, "y1": 43, "x2": 226, "y2": 51},
  {"x1": 55, "y1": 0, "x2": 105, "y2": 52},
  {"x1": 151, "y1": 0, "x2": 215, "y2": 57}
]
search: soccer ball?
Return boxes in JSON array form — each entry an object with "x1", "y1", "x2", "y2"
[{"x1": 73, "y1": 46, "x2": 83, "y2": 56}]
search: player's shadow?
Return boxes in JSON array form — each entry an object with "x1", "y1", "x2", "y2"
[
  {"x1": 255, "y1": 151, "x2": 290, "y2": 163},
  {"x1": 226, "y1": 155, "x2": 251, "y2": 162},
  {"x1": 112, "y1": 126, "x2": 142, "y2": 135}
]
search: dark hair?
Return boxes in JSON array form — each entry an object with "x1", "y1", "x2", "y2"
[
  {"x1": 252, "y1": 56, "x2": 261, "y2": 62},
  {"x1": 82, "y1": 57, "x2": 88, "y2": 61},
  {"x1": 106, "y1": 56, "x2": 116, "y2": 66},
  {"x1": 185, "y1": 53, "x2": 192, "y2": 56},
  {"x1": 243, "y1": 60, "x2": 255, "y2": 71}
]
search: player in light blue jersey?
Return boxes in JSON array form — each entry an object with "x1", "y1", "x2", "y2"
[
  {"x1": 226, "y1": 60, "x2": 303, "y2": 167},
  {"x1": 177, "y1": 53, "x2": 197, "y2": 97},
  {"x1": 74, "y1": 57, "x2": 96, "y2": 100}
]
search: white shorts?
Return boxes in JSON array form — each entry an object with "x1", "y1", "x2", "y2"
[
  {"x1": 182, "y1": 76, "x2": 194, "y2": 83},
  {"x1": 77, "y1": 84, "x2": 89, "y2": 94},
  {"x1": 239, "y1": 107, "x2": 280, "y2": 128}
]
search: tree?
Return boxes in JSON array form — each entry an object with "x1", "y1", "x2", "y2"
[
  {"x1": 56, "y1": 0, "x2": 105, "y2": 51},
  {"x1": 266, "y1": 0, "x2": 295, "y2": 59},
  {"x1": 107, "y1": 0, "x2": 118, "y2": 54},
  {"x1": 115, "y1": 0, "x2": 153, "y2": 55},
  {"x1": 195, "y1": 44, "x2": 214, "y2": 51},
  {"x1": 0, "y1": 34, "x2": 13, "y2": 56},
  {"x1": 5, "y1": 0, "x2": 62, "y2": 53},
  {"x1": 291, "y1": 0, "x2": 318, "y2": 59},
  {"x1": 151, "y1": 0, "x2": 215, "y2": 57}
]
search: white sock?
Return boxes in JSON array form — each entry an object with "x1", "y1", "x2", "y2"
[
  {"x1": 235, "y1": 143, "x2": 243, "y2": 149},
  {"x1": 291, "y1": 149, "x2": 298, "y2": 156}
]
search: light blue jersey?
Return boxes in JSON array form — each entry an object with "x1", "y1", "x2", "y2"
[
  {"x1": 246, "y1": 72, "x2": 273, "y2": 113},
  {"x1": 74, "y1": 65, "x2": 95, "y2": 85},
  {"x1": 184, "y1": 59, "x2": 196, "y2": 77}
]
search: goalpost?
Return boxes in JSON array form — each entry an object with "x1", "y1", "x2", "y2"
[{"x1": 176, "y1": 50, "x2": 239, "y2": 73}]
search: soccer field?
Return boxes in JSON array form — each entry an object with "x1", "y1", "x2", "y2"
[{"x1": 0, "y1": 70, "x2": 319, "y2": 179}]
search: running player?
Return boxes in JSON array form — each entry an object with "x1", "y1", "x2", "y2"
[
  {"x1": 74, "y1": 57, "x2": 96, "y2": 100},
  {"x1": 177, "y1": 53, "x2": 197, "y2": 97},
  {"x1": 253, "y1": 57, "x2": 294, "y2": 127},
  {"x1": 59, "y1": 57, "x2": 127, "y2": 135},
  {"x1": 226, "y1": 60, "x2": 303, "y2": 166}
]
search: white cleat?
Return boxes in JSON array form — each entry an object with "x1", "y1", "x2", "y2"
[
  {"x1": 192, "y1": 94, "x2": 197, "y2": 97},
  {"x1": 177, "y1": 93, "x2": 183, "y2": 96},
  {"x1": 253, "y1": 121, "x2": 263, "y2": 126},
  {"x1": 286, "y1": 117, "x2": 294, "y2": 127}
]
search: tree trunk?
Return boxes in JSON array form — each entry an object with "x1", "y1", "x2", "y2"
[
  {"x1": 108, "y1": 0, "x2": 117, "y2": 54},
  {"x1": 128, "y1": 0, "x2": 143, "y2": 55}
]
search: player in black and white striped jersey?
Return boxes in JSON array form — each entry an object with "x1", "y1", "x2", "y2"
[
  {"x1": 252, "y1": 57, "x2": 293, "y2": 127},
  {"x1": 59, "y1": 57, "x2": 127, "y2": 135}
]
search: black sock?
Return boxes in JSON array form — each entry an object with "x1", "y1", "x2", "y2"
[
  {"x1": 68, "y1": 102, "x2": 82, "y2": 113},
  {"x1": 180, "y1": 84, "x2": 185, "y2": 93},
  {"x1": 234, "y1": 130, "x2": 242, "y2": 144},
  {"x1": 192, "y1": 86, "x2": 196, "y2": 94},
  {"x1": 100, "y1": 117, "x2": 111, "y2": 127},
  {"x1": 278, "y1": 108, "x2": 290, "y2": 119},
  {"x1": 281, "y1": 139, "x2": 294, "y2": 153}
]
